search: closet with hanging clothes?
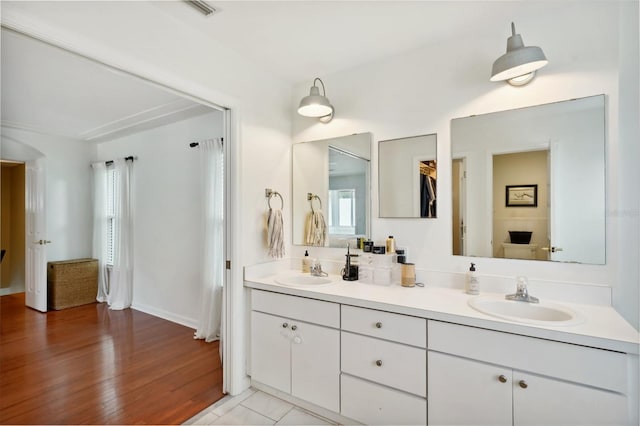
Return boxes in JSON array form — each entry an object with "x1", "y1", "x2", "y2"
[{"x1": 420, "y1": 160, "x2": 437, "y2": 218}]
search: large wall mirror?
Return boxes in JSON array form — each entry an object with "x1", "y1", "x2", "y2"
[
  {"x1": 292, "y1": 133, "x2": 371, "y2": 248},
  {"x1": 379, "y1": 134, "x2": 437, "y2": 218},
  {"x1": 451, "y1": 95, "x2": 605, "y2": 264}
]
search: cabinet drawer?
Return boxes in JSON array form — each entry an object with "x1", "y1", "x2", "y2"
[
  {"x1": 341, "y1": 331, "x2": 426, "y2": 397},
  {"x1": 428, "y1": 320, "x2": 628, "y2": 393},
  {"x1": 341, "y1": 374, "x2": 426, "y2": 425},
  {"x1": 341, "y1": 305, "x2": 426, "y2": 347},
  {"x1": 251, "y1": 289, "x2": 339, "y2": 328}
]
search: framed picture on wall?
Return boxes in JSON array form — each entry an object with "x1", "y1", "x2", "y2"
[{"x1": 505, "y1": 184, "x2": 537, "y2": 207}]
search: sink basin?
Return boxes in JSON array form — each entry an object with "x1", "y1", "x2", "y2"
[
  {"x1": 274, "y1": 273, "x2": 334, "y2": 287},
  {"x1": 468, "y1": 296, "x2": 584, "y2": 326}
]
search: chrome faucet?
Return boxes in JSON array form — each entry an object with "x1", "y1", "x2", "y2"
[
  {"x1": 505, "y1": 276, "x2": 539, "y2": 303},
  {"x1": 310, "y1": 260, "x2": 328, "y2": 277}
]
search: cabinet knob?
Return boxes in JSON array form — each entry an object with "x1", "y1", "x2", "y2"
[
  {"x1": 282, "y1": 323, "x2": 289, "y2": 328},
  {"x1": 519, "y1": 380, "x2": 528, "y2": 389},
  {"x1": 291, "y1": 325, "x2": 297, "y2": 331},
  {"x1": 498, "y1": 375, "x2": 507, "y2": 383},
  {"x1": 375, "y1": 360, "x2": 383, "y2": 367},
  {"x1": 375, "y1": 322, "x2": 382, "y2": 329}
]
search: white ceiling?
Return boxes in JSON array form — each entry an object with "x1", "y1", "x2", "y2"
[
  {"x1": 1, "y1": 28, "x2": 210, "y2": 142},
  {"x1": 1, "y1": 1, "x2": 579, "y2": 142},
  {"x1": 154, "y1": 0, "x2": 550, "y2": 84}
]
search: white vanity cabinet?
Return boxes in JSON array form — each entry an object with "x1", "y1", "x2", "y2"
[
  {"x1": 340, "y1": 305, "x2": 427, "y2": 425},
  {"x1": 250, "y1": 290, "x2": 340, "y2": 412},
  {"x1": 428, "y1": 321, "x2": 628, "y2": 426}
]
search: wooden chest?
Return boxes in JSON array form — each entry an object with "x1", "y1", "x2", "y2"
[{"x1": 47, "y1": 258, "x2": 99, "y2": 310}]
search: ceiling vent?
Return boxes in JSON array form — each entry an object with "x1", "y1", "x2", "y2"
[{"x1": 184, "y1": 0, "x2": 217, "y2": 16}]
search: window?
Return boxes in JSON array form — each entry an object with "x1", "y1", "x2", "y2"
[
  {"x1": 106, "y1": 166, "x2": 116, "y2": 266},
  {"x1": 328, "y1": 189, "x2": 356, "y2": 235}
]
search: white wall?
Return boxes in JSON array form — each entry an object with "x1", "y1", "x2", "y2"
[
  {"x1": 1, "y1": 127, "x2": 95, "y2": 263},
  {"x1": 614, "y1": 0, "x2": 640, "y2": 332},
  {"x1": 97, "y1": 111, "x2": 223, "y2": 327},
  {"x1": 291, "y1": 2, "x2": 639, "y2": 329}
]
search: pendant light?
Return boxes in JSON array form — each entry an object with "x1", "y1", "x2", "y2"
[
  {"x1": 298, "y1": 78, "x2": 334, "y2": 123},
  {"x1": 490, "y1": 22, "x2": 548, "y2": 86}
]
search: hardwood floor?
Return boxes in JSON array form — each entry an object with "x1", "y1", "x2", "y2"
[{"x1": 0, "y1": 293, "x2": 224, "y2": 424}]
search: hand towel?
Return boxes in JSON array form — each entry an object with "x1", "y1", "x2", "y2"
[
  {"x1": 304, "y1": 210, "x2": 327, "y2": 246},
  {"x1": 267, "y1": 208, "x2": 285, "y2": 258}
]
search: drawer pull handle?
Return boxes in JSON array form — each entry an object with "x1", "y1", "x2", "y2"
[
  {"x1": 498, "y1": 375, "x2": 507, "y2": 383},
  {"x1": 375, "y1": 360, "x2": 383, "y2": 367},
  {"x1": 375, "y1": 322, "x2": 382, "y2": 329},
  {"x1": 291, "y1": 325, "x2": 297, "y2": 331},
  {"x1": 519, "y1": 380, "x2": 528, "y2": 389},
  {"x1": 282, "y1": 323, "x2": 289, "y2": 328}
]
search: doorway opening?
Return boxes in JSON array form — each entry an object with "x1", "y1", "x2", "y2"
[{"x1": 0, "y1": 161, "x2": 26, "y2": 296}]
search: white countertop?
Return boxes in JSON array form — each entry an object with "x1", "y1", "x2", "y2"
[{"x1": 244, "y1": 270, "x2": 639, "y2": 354}]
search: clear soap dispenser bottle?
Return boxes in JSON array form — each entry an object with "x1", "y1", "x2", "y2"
[{"x1": 466, "y1": 262, "x2": 479, "y2": 295}]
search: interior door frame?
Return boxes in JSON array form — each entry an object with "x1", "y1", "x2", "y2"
[{"x1": 1, "y1": 22, "x2": 244, "y2": 394}]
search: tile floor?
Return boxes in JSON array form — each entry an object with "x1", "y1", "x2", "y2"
[{"x1": 184, "y1": 388, "x2": 338, "y2": 425}]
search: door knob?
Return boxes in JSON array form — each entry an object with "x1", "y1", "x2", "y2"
[
  {"x1": 542, "y1": 246, "x2": 563, "y2": 253},
  {"x1": 519, "y1": 380, "x2": 528, "y2": 389},
  {"x1": 375, "y1": 360, "x2": 383, "y2": 367},
  {"x1": 33, "y1": 240, "x2": 52, "y2": 245},
  {"x1": 375, "y1": 322, "x2": 382, "y2": 328},
  {"x1": 282, "y1": 323, "x2": 289, "y2": 328},
  {"x1": 291, "y1": 325, "x2": 297, "y2": 331},
  {"x1": 498, "y1": 375, "x2": 508, "y2": 383}
]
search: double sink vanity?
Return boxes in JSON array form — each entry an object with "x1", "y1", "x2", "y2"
[
  {"x1": 247, "y1": 94, "x2": 637, "y2": 424},
  {"x1": 245, "y1": 263, "x2": 638, "y2": 425}
]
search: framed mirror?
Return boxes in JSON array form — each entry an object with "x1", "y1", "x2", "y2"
[
  {"x1": 379, "y1": 134, "x2": 437, "y2": 218},
  {"x1": 451, "y1": 95, "x2": 605, "y2": 264},
  {"x1": 292, "y1": 133, "x2": 371, "y2": 248}
]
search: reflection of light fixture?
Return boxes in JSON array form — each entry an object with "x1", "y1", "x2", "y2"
[
  {"x1": 298, "y1": 78, "x2": 334, "y2": 123},
  {"x1": 490, "y1": 22, "x2": 548, "y2": 86}
]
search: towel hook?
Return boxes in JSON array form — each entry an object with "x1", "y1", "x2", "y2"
[
  {"x1": 265, "y1": 188, "x2": 284, "y2": 210},
  {"x1": 307, "y1": 193, "x2": 322, "y2": 213}
]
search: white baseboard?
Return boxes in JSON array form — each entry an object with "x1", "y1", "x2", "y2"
[{"x1": 131, "y1": 302, "x2": 198, "y2": 329}]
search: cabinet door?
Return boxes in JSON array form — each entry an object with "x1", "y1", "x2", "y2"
[
  {"x1": 513, "y1": 371, "x2": 627, "y2": 426},
  {"x1": 291, "y1": 321, "x2": 340, "y2": 412},
  {"x1": 428, "y1": 351, "x2": 512, "y2": 426},
  {"x1": 251, "y1": 311, "x2": 291, "y2": 393}
]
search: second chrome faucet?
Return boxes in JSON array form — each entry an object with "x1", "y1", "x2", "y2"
[{"x1": 505, "y1": 276, "x2": 539, "y2": 303}]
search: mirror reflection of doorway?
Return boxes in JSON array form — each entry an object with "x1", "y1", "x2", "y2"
[
  {"x1": 492, "y1": 150, "x2": 549, "y2": 260},
  {"x1": 452, "y1": 158, "x2": 465, "y2": 256}
]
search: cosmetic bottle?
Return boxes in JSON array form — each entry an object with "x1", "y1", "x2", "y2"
[
  {"x1": 302, "y1": 250, "x2": 311, "y2": 273},
  {"x1": 386, "y1": 236, "x2": 396, "y2": 254}
]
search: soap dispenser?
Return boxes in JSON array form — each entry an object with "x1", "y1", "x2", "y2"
[
  {"x1": 466, "y1": 262, "x2": 480, "y2": 295},
  {"x1": 302, "y1": 250, "x2": 311, "y2": 273}
]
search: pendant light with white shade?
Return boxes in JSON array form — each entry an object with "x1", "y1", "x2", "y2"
[
  {"x1": 490, "y1": 22, "x2": 548, "y2": 86},
  {"x1": 298, "y1": 77, "x2": 334, "y2": 123}
]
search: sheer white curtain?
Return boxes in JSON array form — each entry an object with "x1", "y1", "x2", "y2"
[
  {"x1": 108, "y1": 158, "x2": 134, "y2": 310},
  {"x1": 194, "y1": 138, "x2": 225, "y2": 343},
  {"x1": 91, "y1": 162, "x2": 109, "y2": 302}
]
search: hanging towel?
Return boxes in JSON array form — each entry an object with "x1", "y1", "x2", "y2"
[
  {"x1": 267, "y1": 207, "x2": 285, "y2": 258},
  {"x1": 304, "y1": 210, "x2": 327, "y2": 246}
]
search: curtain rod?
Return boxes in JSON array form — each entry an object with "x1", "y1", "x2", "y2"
[
  {"x1": 105, "y1": 156, "x2": 135, "y2": 166},
  {"x1": 189, "y1": 137, "x2": 224, "y2": 148}
]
